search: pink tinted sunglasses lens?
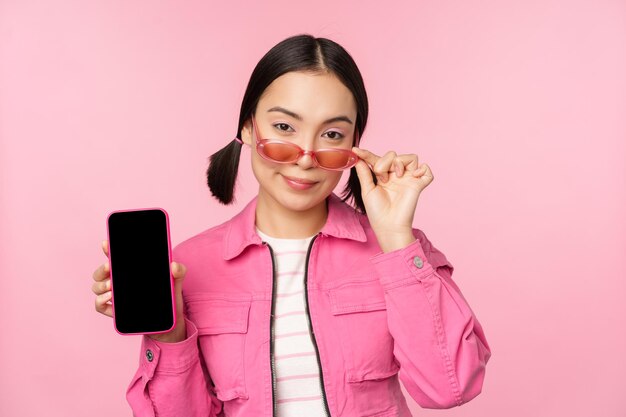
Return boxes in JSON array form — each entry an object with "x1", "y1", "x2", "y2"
[
  {"x1": 261, "y1": 142, "x2": 301, "y2": 163},
  {"x1": 315, "y1": 150, "x2": 357, "y2": 169},
  {"x1": 261, "y1": 143, "x2": 356, "y2": 170}
]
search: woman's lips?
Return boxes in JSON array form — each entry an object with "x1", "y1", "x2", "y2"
[{"x1": 282, "y1": 175, "x2": 318, "y2": 190}]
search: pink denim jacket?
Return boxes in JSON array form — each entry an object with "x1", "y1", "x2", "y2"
[{"x1": 125, "y1": 192, "x2": 491, "y2": 417}]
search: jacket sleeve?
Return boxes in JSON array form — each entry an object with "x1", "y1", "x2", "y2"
[
  {"x1": 369, "y1": 229, "x2": 492, "y2": 409},
  {"x1": 125, "y1": 317, "x2": 223, "y2": 416}
]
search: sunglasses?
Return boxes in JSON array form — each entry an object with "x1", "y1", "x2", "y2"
[{"x1": 249, "y1": 114, "x2": 361, "y2": 171}]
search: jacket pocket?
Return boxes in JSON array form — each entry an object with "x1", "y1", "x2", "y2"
[
  {"x1": 186, "y1": 295, "x2": 251, "y2": 401},
  {"x1": 329, "y1": 280, "x2": 400, "y2": 383}
]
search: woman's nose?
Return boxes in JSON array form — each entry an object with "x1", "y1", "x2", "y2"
[{"x1": 296, "y1": 150, "x2": 317, "y2": 169}]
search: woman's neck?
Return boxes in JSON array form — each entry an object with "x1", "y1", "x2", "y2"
[{"x1": 254, "y1": 189, "x2": 328, "y2": 239}]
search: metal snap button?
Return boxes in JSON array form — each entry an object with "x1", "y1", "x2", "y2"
[
  {"x1": 413, "y1": 256, "x2": 424, "y2": 268},
  {"x1": 146, "y1": 349, "x2": 154, "y2": 362}
]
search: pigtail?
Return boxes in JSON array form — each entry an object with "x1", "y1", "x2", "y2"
[{"x1": 206, "y1": 138, "x2": 244, "y2": 205}]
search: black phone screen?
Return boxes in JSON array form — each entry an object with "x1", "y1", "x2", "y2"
[{"x1": 107, "y1": 209, "x2": 174, "y2": 335}]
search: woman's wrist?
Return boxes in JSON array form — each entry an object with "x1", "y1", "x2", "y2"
[{"x1": 376, "y1": 231, "x2": 416, "y2": 253}]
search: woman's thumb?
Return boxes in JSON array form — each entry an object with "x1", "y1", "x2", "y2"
[
  {"x1": 353, "y1": 159, "x2": 375, "y2": 195},
  {"x1": 171, "y1": 261, "x2": 187, "y2": 280}
]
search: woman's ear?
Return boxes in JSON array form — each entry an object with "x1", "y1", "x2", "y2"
[{"x1": 240, "y1": 118, "x2": 253, "y2": 146}]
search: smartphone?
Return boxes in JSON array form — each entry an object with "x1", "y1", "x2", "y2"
[{"x1": 106, "y1": 208, "x2": 176, "y2": 335}]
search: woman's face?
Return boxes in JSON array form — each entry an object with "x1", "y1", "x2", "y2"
[{"x1": 240, "y1": 70, "x2": 358, "y2": 213}]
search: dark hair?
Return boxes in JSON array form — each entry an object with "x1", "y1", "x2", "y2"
[{"x1": 207, "y1": 33, "x2": 375, "y2": 214}]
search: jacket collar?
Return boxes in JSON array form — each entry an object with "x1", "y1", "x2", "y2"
[{"x1": 223, "y1": 192, "x2": 367, "y2": 260}]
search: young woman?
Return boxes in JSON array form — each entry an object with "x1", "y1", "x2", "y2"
[{"x1": 92, "y1": 34, "x2": 491, "y2": 417}]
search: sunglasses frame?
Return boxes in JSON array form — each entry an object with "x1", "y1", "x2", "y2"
[{"x1": 250, "y1": 114, "x2": 360, "y2": 171}]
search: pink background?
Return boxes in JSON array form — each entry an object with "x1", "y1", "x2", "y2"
[{"x1": 1, "y1": 0, "x2": 625, "y2": 416}]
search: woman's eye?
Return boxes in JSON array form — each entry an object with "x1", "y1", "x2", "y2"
[
  {"x1": 273, "y1": 123, "x2": 293, "y2": 132},
  {"x1": 324, "y1": 131, "x2": 344, "y2": 140}
]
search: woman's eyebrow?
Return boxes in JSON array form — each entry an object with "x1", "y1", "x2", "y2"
[{"x1": 267, "y1": 106, "x2": 353, "y2": 125}]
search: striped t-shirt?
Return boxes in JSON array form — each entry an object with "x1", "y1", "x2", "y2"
[{"x1": 256, "y1": 227, "x2": 326, "y2": 416}]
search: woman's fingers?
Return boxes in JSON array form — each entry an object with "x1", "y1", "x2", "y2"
[
  {"x1": 93, "y1": 240, "x2": 113, "y2": 317},
  {"x1": 399, "y1": 154, "x2": 419, "y2": 172},
  {"x1": 412, "y1": 163, "x2": 434, "y2": 182},
  {"x1": 352, "y1": 147, "x2": 394, "y2": 183},
  {"x1": 95, "y1": 290, "x2": 113, "y2": 317},
  {"x1": 374, "y1": 151, "x2": 398, "y2": 182},
  {"x1": 353, "y1": 147, "x2": 421, "y2": 181},
  {"x1": 92, "y1": 278, "x2": 111, "y2": 295},
  {"x1": 394, "y1": 158, "x2": 404, "y2": 177},
  {"x1": 390, "y1": 154, "x2": 420, "y2": 177},
  {"x1": 93, "y1": 241, "x2": 111, "y2": 283},
  {"x1": 92, "y1": 261, "x2": 110, "y2": 284}
]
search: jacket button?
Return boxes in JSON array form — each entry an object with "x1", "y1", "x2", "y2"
[
  {"x1": 146, "y1": 349, "x2": 154, "y2": 362},
  {"x1": 413, "y1": 256, "x2": 424, "y2": 268}
]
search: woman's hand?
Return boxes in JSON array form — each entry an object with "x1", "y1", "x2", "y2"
[
  {"x1": 92, "y1": 240, "x2": 188, "y2": 343},
  {"x1": 352, "y1": 146, "x2": 434, "y2": 252}
]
